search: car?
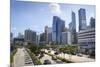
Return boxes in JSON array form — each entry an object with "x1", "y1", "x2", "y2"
[
  {"x1": 76, "y1": 53, "x2": 83, "y2": 57},
  {"x1": 25, "y1": 59, "x2": 33, "y2": 64},
  {"x1": 25, "y1": 61, "x2": 32, "y2": 64},
  {"x1": 56, "y1": 60, "x2": 63, "y2": 63},
  {"x1": 43, "y1": 60, "x2": 51, "y2": 64},
  {"x1": 54, "y1": 52, "x2": 59, "y2": 55}
]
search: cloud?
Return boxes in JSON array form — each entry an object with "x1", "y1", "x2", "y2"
[{"x1": 49, "y1": 3, "x2": 61, "y2": 16}]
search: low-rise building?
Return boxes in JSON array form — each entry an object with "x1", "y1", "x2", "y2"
[{"x1": 78, "y1": 28, "x2": 95, "y2": 54}]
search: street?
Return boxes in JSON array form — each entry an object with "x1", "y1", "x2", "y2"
[
  {"x1": 40, "y1": 54, "x2": 57, "y2": 64},
  {"x1": 13, "y1": 48, "x2": 34, "y2": 67},
  {"x1": 44, "y1": 49, "x2": 95, "y2": 63},
  {"x1": 12, "y1": 47, "x2": 95, "y2": 67}
]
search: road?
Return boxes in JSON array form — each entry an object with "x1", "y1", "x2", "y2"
[
  {"x1": 40, "y1": 54, "x2": 57, "y2": 64},
  {"x1": 44, "y1": 49, "x2": 95, "y2": 63},
  {"x1": 13, "y1": 48, "x2": 34, "y2": 67}
]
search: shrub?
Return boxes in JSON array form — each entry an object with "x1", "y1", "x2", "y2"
[
  {"x1": 10, "y1": 48, "x2": 17, "y2": 64},
  {"x1": 26, "y1": 48, "x2": 42, "y2": 65}
]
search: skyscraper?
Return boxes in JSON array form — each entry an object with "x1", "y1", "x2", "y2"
[
  {"x1": 69, "y1": 11, "x2": 77, "y2": 44},
  {"x1": 48, "y1": 27, "x2": 52, "y2": 44},
  {"x1": 40, "y1": 33, "x2": 45, "y2": 44},
  {"x1": 52, "y1": 16, "x2": 65, "y2": 44},
  {"x1": 44, "y1": 26, "x2": 48, "y2": 44},
  {"x1": 78, "y1": 8, "x2": 87, "y2": 31},
  {"x1": 24, "y1": 29, "x2": 36, "y2": 44}
]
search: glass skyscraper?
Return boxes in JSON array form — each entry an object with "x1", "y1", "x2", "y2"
[
  {"x1": 78, "y1": 8, "x2": 87, "y2": 31},
  {"x1": 69, "y1": 11, "x2": 77, "y2": 44},
  {"x1": 52, "y1": 16, "x2": 65, "y2": 44}
]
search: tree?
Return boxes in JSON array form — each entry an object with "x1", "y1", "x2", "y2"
[{"x1": 59, "y1": 45, "x2": 78, "y2": 61}]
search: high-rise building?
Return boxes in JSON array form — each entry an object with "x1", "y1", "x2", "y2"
[
  {"x1": 40, "y1": 33, "x2": 45, "y2": 44},
  {"x1": 90, "y1": 17, "x2": 95, "y2": 28},
  {"x1": 78, "y1": 8, "x2": 87, "y2": 31},
  {"x1": 61, "y1": 30, "x2": 71, "y2": 45},
  {"x1": 52, "y1": 16, "x2": 65, "y2": 44},
  {"x1": 44, "y1": 26, "x2": 48, "y2": 44},
  {"x1": 69, "y1": 11, "x2": 77, "y2": 44},
  {"x1": 24, "y1": 29, "x2": 36, "y2": 44},
  {"x1": 48, "y1": 27, "x2": 52, "y2": 44},
  {"x1": 48, "y1": 27, "x2": 52, "y2": 33}
]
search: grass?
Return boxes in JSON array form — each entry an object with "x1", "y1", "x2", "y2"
[
  {"x1": 26, "y1": 48, "x2": 42, "y2": 65},
  {"x1": 45, "y1": 52, "x2": 73, "y2": 63},
  {"x1": 10, "y1": 48, "x2": 17, "y2": 64},
  {"x1": 56, "y1": 56, "x2": 73, "y2": 63}
]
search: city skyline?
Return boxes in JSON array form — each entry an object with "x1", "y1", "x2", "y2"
[{"x1": 11, "y1": 0, "x2": 95, "y2": 37}]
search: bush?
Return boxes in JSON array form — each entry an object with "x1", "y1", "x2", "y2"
[
  {"x1": 10, "y1": 48, "x2": 17, "y2": 64},
  {"x1": 52, "y1": 56, "x2": 57, "y2": 60},
  {"x1": 57, "y1": 57, "x2": 73, "y2": 63},
  {"x1": 45, "y1": 52, "x2": 73, "y2": 63},
  {"x1": 26, "y1": 48, "x2": 42, "y2": 65}
]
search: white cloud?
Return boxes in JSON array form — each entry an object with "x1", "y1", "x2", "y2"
[{"x1": 49, "y1": 3, "x2": 61, "y2": 16}]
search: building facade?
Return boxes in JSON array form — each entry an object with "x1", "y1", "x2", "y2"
[
  {"x1": 90, "y1": 17, "x2": 95, "y2": 28},
  {"x1": 78, "y1": 28, "x2": 95, "y2": 54},
  {"x1": 52, "y1": 16, "x2": 65, "y2": 44},
  {"x1": 40, "y1": 33, "x2": 45, "y2": 44},
  {"x1": 48, "y1": 27, "x2": 52, "y2": 44},
  {"x1": 61, "y1": 31, "x2": 71, "y2": 45},
  {"x1": 14, "y1": 38, "x2": 24, "y2": 46},
  {"x1": 78, "y1": 8, "x2": 87, "y2": 31},
  {"x1": 69, "y1": 11, "x2": 77, "y2": 44},
  {"x1": 44, "y1": 26, "x2": 48, "y2": 44},
  {"x1": 61, "y1": 32, "x2": 67, "y2": 45},
  {"x1": 24, "y1": 29, "x2": 36, "y2": 44}
]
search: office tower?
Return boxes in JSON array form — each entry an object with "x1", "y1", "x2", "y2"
[
  {"x1": 90, "y1": 17, "x2": 95, "y2": 28},
  {"x1": 61, "y1": 29, "x2": 71, "y2": 45},
  {"x1": 61, "y1": 32, "x2": 67, "y2": 45},
  {"x1": 52, "y1": 16, "x2": 65, "y2": 44},
  {"x1": 78, "y1": 8, "x2": 87, "y2": 31},
  {"x1": 18, "y1": 33, "x2": 24, "y2": 38},
  {"x1": 48, "y1": 27, "x2": 52, "y2": 44},
  {"x1": 48, "y1": 27, "x2": 52, "y2": 33},
  {"x1": 44, "y1": 26, "x2": 48, "y2": 44},
  {"x1": 40, "y1": 33, "x2": 45, "y2": 44},
  {"x1": 69, "y1": 11, "x2": 77, "y2": 44},
  {"x1": 24, "y1": 29, "x2": 36, "y2": 44}
]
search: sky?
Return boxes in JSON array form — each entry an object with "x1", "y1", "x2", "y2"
[{"x1": 11, "y1": 0, "x2": 96, "y2": 37}]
